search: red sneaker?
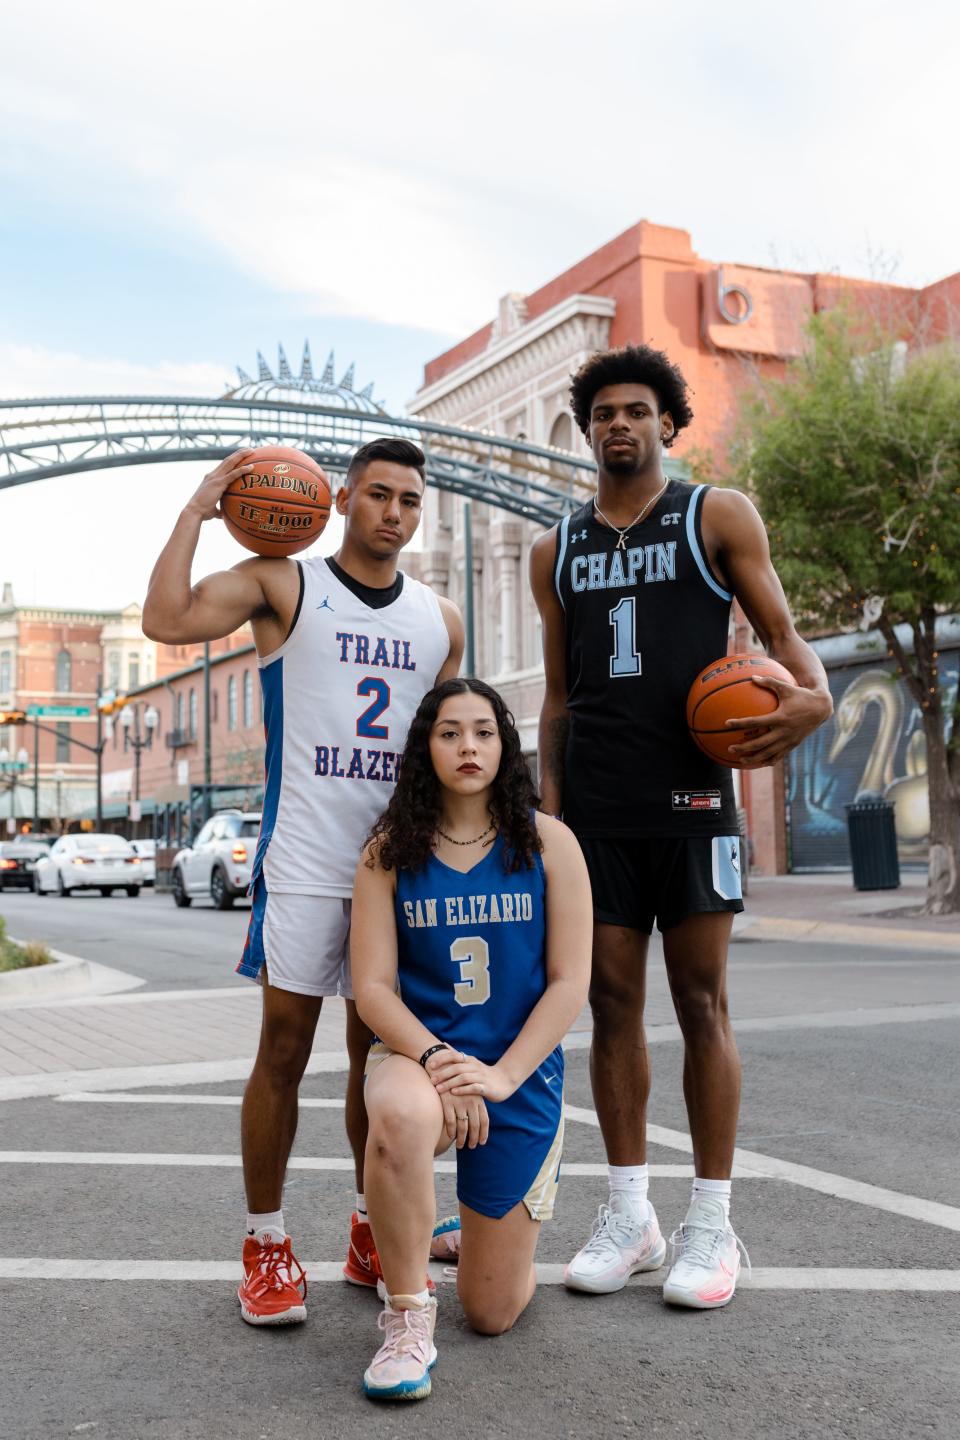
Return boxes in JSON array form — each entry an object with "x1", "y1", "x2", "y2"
[
  {"x1": 343, "y1": 1212, "x2": 384, "y2": 1288},
  {"x1": 238, "y1": 1236, "x2": 307, "y2": 1325},
  {"x1": 343, "y1": 1212, "x2": 438, "y2": 1294}
]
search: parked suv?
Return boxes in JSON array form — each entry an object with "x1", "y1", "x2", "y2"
[{"x1": 170, "y1": 811, "x2": 260, "y2": 910}]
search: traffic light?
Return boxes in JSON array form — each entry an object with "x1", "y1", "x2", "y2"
[
  {"x1": 0, "y1": 710, "x2": 27, "y2": 725},
  {"x1": 98, "y1": 694, "x2": 128, "y2": 716}
]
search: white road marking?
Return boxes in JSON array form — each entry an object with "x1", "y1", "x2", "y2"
[
  {"x1": 564, "y1": 1105, "x2": 960, "y2": 1233},
  {"x1": 0, "y1": 1151, "x2": 706, "y2": 1179},
  {"x1": 0, "y1": 1258, "x2": 957, "y2": 1291},
  {"x1": 0, "y1": 1052, "x2": 350, "y2": 1103},
  {"x1": 564, "y1": 1001, "x2": 960, "y2": 1051},
  {"x1": 57, "y1": 1092, "x2": 347, "y2": 1108},
  {"x1": 5, "y1": 999, "x2": 958, "y2": 1102}
]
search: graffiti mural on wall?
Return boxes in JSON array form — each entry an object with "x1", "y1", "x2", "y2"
[{"x1": 787, "y1": 651, "x2": 959, "y2": 871}]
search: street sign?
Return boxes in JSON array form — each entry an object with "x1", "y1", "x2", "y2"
[
  {"x1": 129, "y1": 801, "x2": 142, "y2": 822},
  {"x1": 26, "y1": 704, "x2": 92, "y2": 718}
]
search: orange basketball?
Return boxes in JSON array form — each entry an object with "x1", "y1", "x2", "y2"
[
  {"x1": 221, "y1": 446, "x2": 332, "y2": 558},
  {"x1": 686, "y1": 653, "x2": 796, "y2": 768}
]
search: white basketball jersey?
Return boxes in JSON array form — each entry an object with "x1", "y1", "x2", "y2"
[{"x1": 253, "y1": 556, "x2": 450, "y2": 897}]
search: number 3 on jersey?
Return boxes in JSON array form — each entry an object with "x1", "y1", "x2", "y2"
[
  {"x1": 356, "y1": 677, "x2": 391, "y2": 739},
  {"x1": 450, "y1": 936, "x2": 491, "y2": 1007},
  {"x1": 609, "y1": 596, "x2": 641, "y2": 678}
]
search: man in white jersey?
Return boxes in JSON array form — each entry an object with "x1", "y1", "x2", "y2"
[{"x1": 143, "y1": 438, "x2": 463, "y2": 1324}]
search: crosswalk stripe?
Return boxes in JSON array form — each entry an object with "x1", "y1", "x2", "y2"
[{"x1": 0, "y1": 1259, "x2": 957, "y2": 1291}]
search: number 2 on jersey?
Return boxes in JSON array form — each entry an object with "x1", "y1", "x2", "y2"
[
  {"x1": 450, "y1": 936, "x2": 491, "y2": 1007},
  {"x1": 356, "y1": 677, "x2": 391, "y2": 739},
  {"x1": 609, "y1": 596, "x2": 641, "y2": 677}
]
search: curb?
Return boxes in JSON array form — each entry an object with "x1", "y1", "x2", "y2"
[
  {"x1": 736, "y1": 915, "x2": 959, "y2": 952},
  {"x1": 0, "y1": 950, "x2": 92, "y2": 1003}
]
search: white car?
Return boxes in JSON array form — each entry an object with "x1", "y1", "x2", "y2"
[
  {"x1": 129, "y1": 839, "x2": 157, "y2": 885},
  {"x1": 170, "y1": 811, "x2": 260, "y2": 910},
  {"x1": 34, "y1": 833, "x2": 144, "y2": 897}
]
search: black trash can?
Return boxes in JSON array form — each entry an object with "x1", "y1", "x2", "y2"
[{"x1": 845, "y1": 794, "x2": 900, "y2": 891}]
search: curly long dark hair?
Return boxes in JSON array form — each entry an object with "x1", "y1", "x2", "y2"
[{"x1": 367, "y1": 677, "x2": 541, "y2": 874}]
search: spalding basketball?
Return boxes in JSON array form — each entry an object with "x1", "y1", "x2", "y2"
[
  {"x1": 221, "y1": 446, "x2": 332, "y2": 558},
  {"x1": 686, "y1": 654, "x2": 796, "y2": 768}
]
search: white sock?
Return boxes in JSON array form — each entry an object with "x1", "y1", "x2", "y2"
[
  {"x1": 608, "y1": 1163, "x2": 649, "y2": 1215},
  {"x1": 356, "y1": 1192, "x2": 367, "y2": 1219},
  {"x1": 246, "y1": 1209, "x2": 285, "y2": 1244},
  {"x1": 691, "y1": 1177, "x2": 731, "y2": 1222},
  {"x1": 387, "y1": 1287, "x2": 431, "y2": 1311}
]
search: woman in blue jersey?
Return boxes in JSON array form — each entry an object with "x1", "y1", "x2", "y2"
[{"x1": 351, "y1": 676, "x2": 591, "y2": 1402}]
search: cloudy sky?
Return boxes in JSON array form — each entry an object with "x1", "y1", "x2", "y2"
[{"x1": 1, "y1": 0, "x2": 957, "y2": 609}]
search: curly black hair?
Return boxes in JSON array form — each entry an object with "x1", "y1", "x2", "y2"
[
  {"x1": 569, "y1": 344, "x2": 693, "y2": 446},
  {"x1": 366, "y1": 677, "x2": 542, "y2": 875}
]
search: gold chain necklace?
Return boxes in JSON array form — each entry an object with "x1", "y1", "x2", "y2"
[
  {"x1": 593, "y1": 479, "x2": 668, "y2": 551},
  {"x1": 436, "y1": 823, "x2": 495, "y2": 847}
]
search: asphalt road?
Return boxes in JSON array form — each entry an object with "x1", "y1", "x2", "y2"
[
  {"x1": 1, "y1": 885, "x2": 251, "y2": 989},
  {"x1": 1, "y1": 891, "x2": 959, "y2": 1438}
]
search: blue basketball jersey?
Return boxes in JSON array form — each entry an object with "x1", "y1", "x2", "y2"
[{"x1": 394, "y1": 835, "x2": 548, "y2": 1066}]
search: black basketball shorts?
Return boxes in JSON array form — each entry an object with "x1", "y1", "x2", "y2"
[{"x1": 576, "y1": 835, "x2": 744, "y2": 935}]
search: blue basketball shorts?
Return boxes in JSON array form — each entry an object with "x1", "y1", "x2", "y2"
[{"x1": 366, "y1": 1042, "x2": 565, "y2": 1221}]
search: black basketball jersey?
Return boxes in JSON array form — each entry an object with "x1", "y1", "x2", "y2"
[{"x1": 554, "y1": 479, "x2": 738, "y2": 838}]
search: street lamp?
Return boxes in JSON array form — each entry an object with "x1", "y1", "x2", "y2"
[
  {"x1": 119, "y1": 703, "x2": 159, "y2": 804},
  {"x1": 54, "y1": 767, "x2": 66, "y2": 833},
  {"x1": 0, "y1": 747, "x2": 29, "y2": 827}
]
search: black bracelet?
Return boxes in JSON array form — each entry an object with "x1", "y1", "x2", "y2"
[{"x1": 419, "y1": 1043, "x2": 449, "y2": 1068}]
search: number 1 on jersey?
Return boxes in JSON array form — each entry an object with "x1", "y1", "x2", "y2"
[{"x1": 609, "y1": 597, "x2": 641, "y2": 677}]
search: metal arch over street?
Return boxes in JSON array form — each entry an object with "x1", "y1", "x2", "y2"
[{"x1": 0, "y1": 393, "x2": 621, "y2": 526}]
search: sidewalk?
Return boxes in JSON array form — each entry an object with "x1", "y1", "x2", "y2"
[
  {"x1": 738, "y1": 870, "x2": 959, "y2": 949},
  {"x1": 1, "y1": 870, "x2": 955, "y2": 1099}
]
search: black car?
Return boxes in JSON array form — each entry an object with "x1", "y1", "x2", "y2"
[{"x1": 0, "y1": 840, "x2": 49, "y2": 890}]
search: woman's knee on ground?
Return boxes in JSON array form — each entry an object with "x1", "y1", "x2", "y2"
[{"x1": 459, "y1": 1278, "x2": 533, "y2": 1336}]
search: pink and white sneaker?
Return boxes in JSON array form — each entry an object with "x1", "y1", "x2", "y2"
[
  {"x1": 363, "y1": 1297, "x2": 438, "y2": 1402},
  {"x1": 662, "y1": 1195, "x2": 750, "y2": 1309},
  {"x1": 564, "y1": 1194, "x2": 667, "y2": 1294}
]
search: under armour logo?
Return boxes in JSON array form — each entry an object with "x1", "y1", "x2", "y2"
[
  {"x1": 661, "y1": 512, "x2": 681, "y2": 527},
  {"x1": 571, "y1": 528, "x2": 588, "y2": 543},
  {"x1": 731, "y1": 845, "x2": 740, "y2": 871},
  {"x1": 317, "y1": 597, "x2": 334, "y2": 611}
]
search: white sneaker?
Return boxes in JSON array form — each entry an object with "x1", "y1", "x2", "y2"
[
  {"x1": 662, "y1": 1195, "x2": 750, "y2": 1309},
  {"x1": 363, "y1": 1297, "x2": 438, "y2": 1401},
  {"x1": 564, "y1": 1194, "x2": 667, "y2": 1294}
]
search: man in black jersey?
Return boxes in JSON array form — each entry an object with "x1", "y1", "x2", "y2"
[{"x1": 530, "y1": 345, "x2": 831, "y2": 1309}]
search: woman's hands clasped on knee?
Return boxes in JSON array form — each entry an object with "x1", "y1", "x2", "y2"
[
  {"x1": 429, "y1": 1051, "x2": 516, "y2": 1105},
  {"x1": 436, "y1": 1084, "x2": 490, "y2": 1149}
]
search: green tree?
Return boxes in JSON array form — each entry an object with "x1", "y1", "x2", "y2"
[{"x1": 735, "y1": 312, "x2": 960, "y2": 914}]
